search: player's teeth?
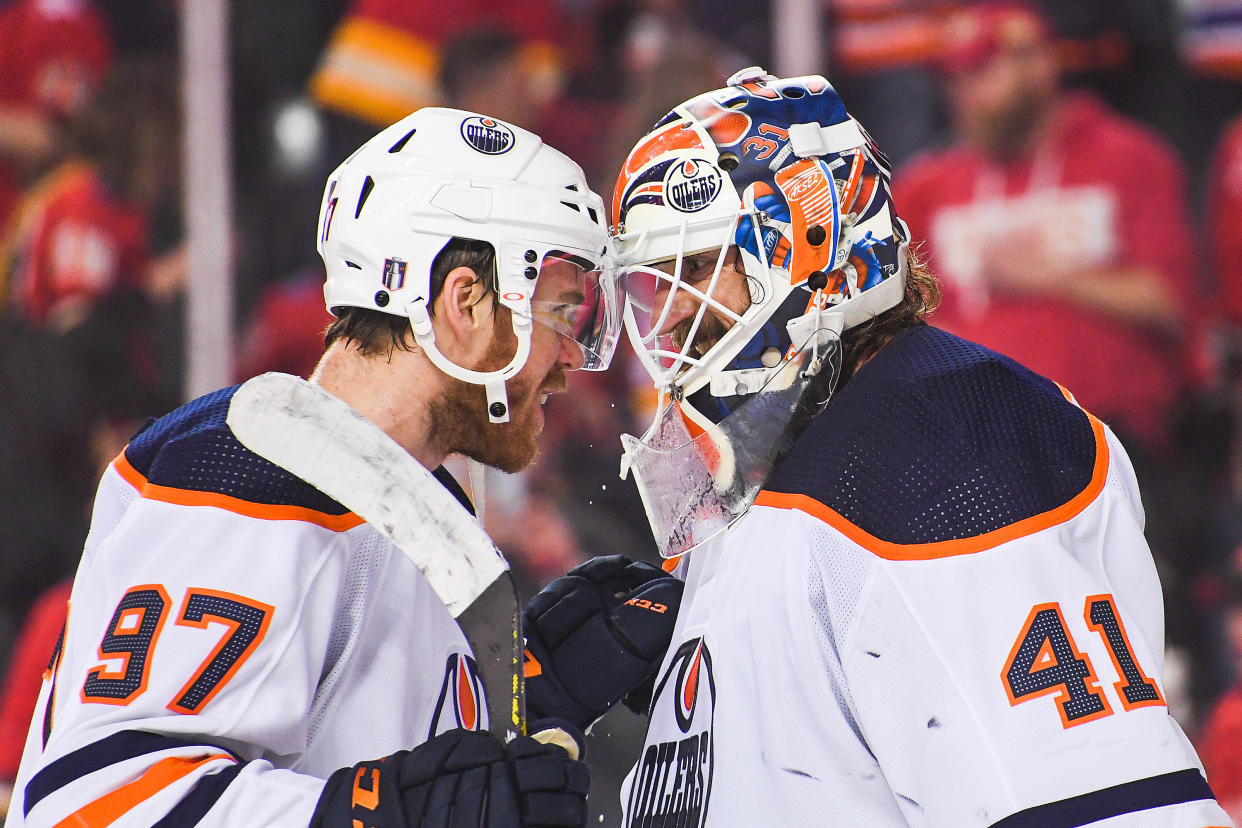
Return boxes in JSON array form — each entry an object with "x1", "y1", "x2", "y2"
[{"x1": 541, "y1": 393, "x2": 549, "y2": 405}]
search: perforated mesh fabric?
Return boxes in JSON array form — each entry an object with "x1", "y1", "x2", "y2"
[
  {"x1": 805, "y1": 520, "x2": 873, "y2": 742},
  {"x1": 308, "y1": 529, "x2": 388, "y2": 748},
  {"x1": 765, "y1": 325, "x2": 1097, "y2": 545},
  {"x1": 125, "y1": 387, "x2": 349, "y2": 514},
  {"x1": 85, "y1": 468, "x2": 141, "y2": 558}
]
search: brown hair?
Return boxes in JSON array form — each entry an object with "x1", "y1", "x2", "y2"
[
  {"x1": 323, "y1": 238, "x2": 497, "y2": 356},
  {"x1": 838, "y1": 244, "x2": 941, "y2": 385}
]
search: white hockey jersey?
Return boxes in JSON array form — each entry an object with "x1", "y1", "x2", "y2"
[
  {"x1": 9, "y1": 382, "x2": 488, "y2": 826},
  {"x1": 621, "y1": 325, "x2": 1233, "y2": 827}
]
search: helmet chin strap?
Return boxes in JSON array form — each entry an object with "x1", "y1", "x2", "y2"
[{"x1": 405, "y1": 296, "x2": 532, "y2": 424}]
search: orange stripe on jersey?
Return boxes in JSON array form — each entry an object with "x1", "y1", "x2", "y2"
[
  {"x1": 754, "y1": 399, "x2": 1110, "y2": 560},
  {"x1": 53, "y1": 752, "x2": 233, "y2": 827},
  {"x1": 111, "y1": 452, "x2": 365, "y2": 532}
]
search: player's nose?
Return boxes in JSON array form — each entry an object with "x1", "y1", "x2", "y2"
[
  {"x1": 652, "y1": 282, "x2": 699, "y2": 337},
  {"x1": 558, "y1": 332, "x2": 586, "y2": 371}
]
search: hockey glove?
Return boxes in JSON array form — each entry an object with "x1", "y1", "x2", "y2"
[
  {"x1": 310, "y1": 728, "x2": 590, "y2": 828},
  {"x1": 523, "y1": 555, "x2": 683, "y2": 728}
]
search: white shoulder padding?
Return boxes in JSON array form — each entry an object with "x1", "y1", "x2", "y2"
[{"x1": 227, "y1": 373, "x2": 507, "y2": 616}]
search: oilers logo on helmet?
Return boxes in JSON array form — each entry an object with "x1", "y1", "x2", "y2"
[
  {"x1": 428, "y1": 652, "x2": 488, "y2": 737},
  {"x1": 460, "y1": 115, "x2": 515, "y2": 155},
  {"x1": 665, "y1": 159, "x2": 723, "y2": 213},
  {"x1": 625, "y1": 637, "x2": 715, "y2": 827}
]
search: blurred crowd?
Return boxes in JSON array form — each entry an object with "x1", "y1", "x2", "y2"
[{"x1": 8, "y1": 0, "x2": 1242, "y2": 821}]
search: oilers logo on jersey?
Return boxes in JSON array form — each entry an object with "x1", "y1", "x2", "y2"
[
  {"x1": 428, "y1": 652, "x2": 488, "y2": 737},
  {"x1": 625, "y1": 637, "x2": 715, "y2": 827}
]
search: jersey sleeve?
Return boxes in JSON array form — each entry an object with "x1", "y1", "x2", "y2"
[{"x1": 11, "y1": 396, "x2": 366, "y2": 826}]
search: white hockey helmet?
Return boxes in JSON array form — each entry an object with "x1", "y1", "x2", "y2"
[
  {"x1": 613, "y1": 68, "x2": 909, "y2": 429},
  {"x1": 317, "y1": 107, "x2": 620, "y2": 422}
]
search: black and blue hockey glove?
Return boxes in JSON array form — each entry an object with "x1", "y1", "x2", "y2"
[
  {"x1": 523, "y1": 555, "x2": 683, "y2": 728},
  {"x1": 311, "y1": 728, "x2": 589, "y2": 828}
]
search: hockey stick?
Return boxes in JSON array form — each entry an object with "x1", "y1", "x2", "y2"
[{"x1": 227, "y1": 373, "x2": 525, "y2": 743}]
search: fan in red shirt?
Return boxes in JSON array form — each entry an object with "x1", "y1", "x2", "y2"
[
  {"x1": 0, "y1": 579, "x2": 70, "y2": 819},
  {"x1": 1197, "y1": 580, "x2": 1242, "y2": 822},
  {"x1": 0, "y1": 0, "x2": 114, "y2": 231},
  {"x1": 894, "y1": 1, "x2": 1197, "y2": 459},
  {"x1": 1, "y1": 159, "x2": 146, "y2": 332},
  {"x1": 0, "y1": 63, "x2": 178, "y2": 668}
]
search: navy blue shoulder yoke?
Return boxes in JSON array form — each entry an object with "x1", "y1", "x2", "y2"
[
  {"x1": 123, "y1": 386, "x2": 476, "y2": 516},
  {"x1": 124, "y1": 386, "x2": 351, "y2": 514},
  {"x1": 763, "y1": 325, "x2": 1099, "y2": 545}
]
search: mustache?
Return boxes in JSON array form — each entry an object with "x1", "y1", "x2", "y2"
[
  {"x1": 540, "y1": 369, "x2": 568, "y2": 394},
  {"x1": 670, "y1": 313, "x2": 729, "y2": 358}
]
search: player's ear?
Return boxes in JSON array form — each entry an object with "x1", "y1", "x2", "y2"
[{"x1": 432, "y1": 265, "x2": 497, "y2": 362}]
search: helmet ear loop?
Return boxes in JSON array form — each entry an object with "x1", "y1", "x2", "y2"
[{"x1": 804, "y1": 291, "x2": 827, "y2": 378}]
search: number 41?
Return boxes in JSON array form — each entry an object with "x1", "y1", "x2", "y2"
[{"x1": 1002, "y1": 594, "x2": 1164, "y2": 728}]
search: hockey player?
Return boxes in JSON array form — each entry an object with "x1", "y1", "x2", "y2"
[
  {"x1": 594, "y1": 68, "x2": 1232, "y2": 825},
  {"x1": 7, "y1": 107, "x2": 635, "y2": 827}
]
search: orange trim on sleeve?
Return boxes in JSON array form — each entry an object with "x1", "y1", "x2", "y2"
[
  {"x1": 112, "y1": 452, "x2": 364, "y2": 532},
  {"x1": 753, "y1": 403, "x2": 1110, "y2": 561},
  {"x1": 53, "y1": 752, "x2": 234, "y2": 827}
]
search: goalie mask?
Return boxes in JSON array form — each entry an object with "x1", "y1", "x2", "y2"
[
  {"x1": 318, "y1": 107, "x2": 620, "y2": 423},
  {"x1": 613, "y1": 68, "x2": 910, "y2": 556}
]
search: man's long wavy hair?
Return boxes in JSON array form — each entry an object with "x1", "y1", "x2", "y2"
[{"x1": 838, "y1": 243, "x2": 941, "y2": 386}]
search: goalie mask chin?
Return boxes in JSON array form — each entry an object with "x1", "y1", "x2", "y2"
[
  {"x1": 614, "y1": 67, "x2": 910, "y2": 558},
  {"x1": 621, "y1": 326, "x2": 843, "y2": 559}
]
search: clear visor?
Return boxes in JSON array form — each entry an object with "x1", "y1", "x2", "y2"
[
  {"x1": 620, "y1": 329, "x2": 841, "y2": 558},
  {"x1": 523, "y1": 251, "x2": 622, "y2": 371}
]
